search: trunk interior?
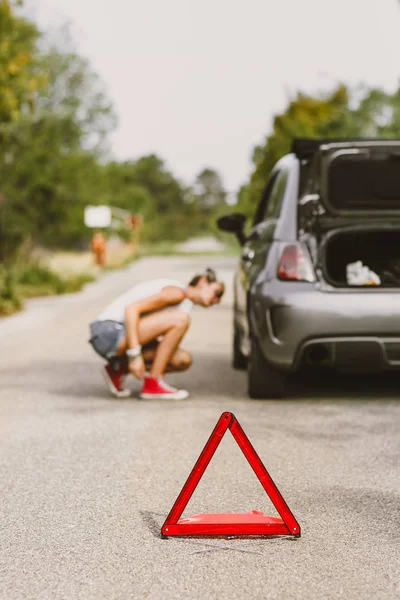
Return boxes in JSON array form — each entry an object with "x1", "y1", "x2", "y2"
[{"x1": 323, "y1": 229, "x2": 400, "y2": 287}]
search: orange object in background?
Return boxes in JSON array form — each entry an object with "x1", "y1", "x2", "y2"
[{"x1": 91, "y1": 232, "x2": 107, "y2": 267}]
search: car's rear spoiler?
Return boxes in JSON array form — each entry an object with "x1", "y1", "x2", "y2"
[{"x1": 291, "y1": 138, "x2": 400, "y2": 160}]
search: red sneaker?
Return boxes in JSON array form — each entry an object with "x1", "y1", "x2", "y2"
[
  {"x1": 101, "y1": 364, "x2": 131, "y2": 398},
  {"x1": 140, "y1": 377, "x2": 189, "y2": 400}
]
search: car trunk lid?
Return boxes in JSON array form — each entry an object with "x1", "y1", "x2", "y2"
[{"x1": 310, "y1": 140, "x2": 400, "y2": 219}]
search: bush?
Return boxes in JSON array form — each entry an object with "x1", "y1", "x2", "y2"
[
  {"x1": 0, "y1": 262, "x2": 95, "y2": 316},
  {"x1": 63, "y1": 273, "x2": 95, "y2": 293},
  {"x1": 16, "y1": 263, "x2": 69, "y2": 296},
  {"x1": 15, "y1": 263, "x2": 95, "y2": 297},
  {"x1": 0, "y1": 268, "x2": 23, "y2": 316}
]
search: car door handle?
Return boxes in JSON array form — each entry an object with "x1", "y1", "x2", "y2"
[{"x1": 241, "y1": 248, "x2": 255, "y2": 262}]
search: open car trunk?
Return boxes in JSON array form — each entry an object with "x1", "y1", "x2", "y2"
[
  {"x1": 323, "y1": 228, "x2": 400, "y2": 288},
  {"x1": 319, "y1": 143, "x2": 400, "y2": 216}
]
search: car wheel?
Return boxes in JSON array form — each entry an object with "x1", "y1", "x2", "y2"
[
  {"x1": 233, "y1": 325, "x2": 248, "y2": 370},
  {"x1": 248, "y1": 334, "x2": 291, "y2": 399}
]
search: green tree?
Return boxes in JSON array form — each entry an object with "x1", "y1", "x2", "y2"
[
  {"x1": 131, "y1": 154, "x2": 186, "y2": 215},
  {"x1": 101, "y1": 161, "x2": 156, "y2": 218},
  {"x1": 112, "y1": 154, "x2": 202, "y2": 243},
  {"x1": 0, "y1": 0, "x2": 44, "y2": 130},
  {"x1": 0, "y1": 39, "x2": 116, "y2": 259},
  {"x1": 193, "y1": 168, "x2": 227, "y2": 213},
  {"x1": 38, "y1": 41, "x2": 116, "y2": 153}
]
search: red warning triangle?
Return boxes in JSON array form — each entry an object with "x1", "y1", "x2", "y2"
[{"x1": 161, "y1": 412, "x2": 300, "y2": 538}]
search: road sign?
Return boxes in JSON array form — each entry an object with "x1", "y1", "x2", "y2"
[
  {"x1": 84, "y1": 205, "x2": 112, "y2": 228},
  {"x1": 161, "y1": 412, "x2": 301, "y2": 538}
]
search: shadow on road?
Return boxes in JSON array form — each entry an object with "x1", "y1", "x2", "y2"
[
  {"x1": 168, "y1": 351, "x2": 246, "y2": 399},
  {"x1": 140, "y1": 510, "x2": 165, "y2": 539},
  {"x1": 1, "y1": 356, "x2": 399, "y2": 401},
  {"x1": 293, "y1": 369, "x2": 400, "y2": 400},
  {"x1": 0, "y1": 352, "x2": 246, "y2": 400}
]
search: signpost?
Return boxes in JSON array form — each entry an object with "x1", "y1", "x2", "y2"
[
  {"x1": 84, "y1": 205, "x2": 144, "y2": 267},
  {"x1": 84, "y1": 205, "x2": 112, "y2": 229}
]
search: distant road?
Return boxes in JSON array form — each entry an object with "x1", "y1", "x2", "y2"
[{"x1": 175, "y1": 235, "x2": 227, "y2": 253}]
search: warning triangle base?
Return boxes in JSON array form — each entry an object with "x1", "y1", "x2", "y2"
[{"x1": 162, "y1": 510, "x2": 293, "y2": 537}]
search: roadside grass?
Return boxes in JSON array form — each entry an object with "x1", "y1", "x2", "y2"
[
  {"x1": 0, "y1": 243, "x2": 138, "y2": 317},
  {"x1": 103, "y1": 244, "x2": 139, "y2": 271},
  {"x1": 0, "y1": 268, "x2": 23, "y2": 316},
  {"x1": 16, "y1": 263, "x2": 96, "y2": 298},
  {"x1": 44, "y1": 243, "x2": 138, "y2": 276},
  {"x1": 0, "y1": 263, "x2": 96, "y2": 317}
]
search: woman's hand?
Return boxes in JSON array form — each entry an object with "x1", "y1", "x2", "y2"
[{"x1": 128, "y1": 355, "x2": 145, "y2": 379}]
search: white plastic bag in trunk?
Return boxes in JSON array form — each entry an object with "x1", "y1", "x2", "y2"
[{"x1": 346, "y1": 261, "x2": 381, "y2": 286}]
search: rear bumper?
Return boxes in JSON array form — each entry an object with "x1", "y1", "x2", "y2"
[
  {"x1": 294, "y1": 336, "x2": 400, "y2": 372},
  {"x1": 251, "y1": 281, "x2": 400, "y2": 372}
]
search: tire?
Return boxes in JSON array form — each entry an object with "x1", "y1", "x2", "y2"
[
  {"x1": 248, "y1": 335, "x2": 291, "y2": 399},
  {"x1": 233, "y1": 326, "x2": 248, "y2": 370}
]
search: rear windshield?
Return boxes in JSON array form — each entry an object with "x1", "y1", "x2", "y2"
[{"x1": 327, "y1": 151, "x2": 400, "y2": 211}]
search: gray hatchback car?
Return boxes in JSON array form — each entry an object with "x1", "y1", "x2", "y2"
[{"x1": 218, "y1": 138, "x2": 400, "y2": 398}]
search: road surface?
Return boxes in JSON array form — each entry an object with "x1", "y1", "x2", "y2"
[{"x1": 1, "y1": 256, "x2": 399, "y2": 600}]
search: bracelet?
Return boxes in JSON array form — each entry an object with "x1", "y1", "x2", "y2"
[{"x1": 126, "y1": 345, "x2": 142, "y2": 359}]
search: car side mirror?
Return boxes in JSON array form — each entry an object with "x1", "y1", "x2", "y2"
[{"x1": 217, "y1": 213, "x2": 247, "y2": 245}]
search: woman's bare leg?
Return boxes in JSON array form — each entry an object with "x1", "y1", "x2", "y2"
[
  {"x1": 148, "y1": 313, "x2": 190, "y2": 378},
  {"x1": 142, "y1": 344, "x2": 192, "y2": 373},
  {"x1": 115, "y1": 310, "x2": 191, "y2": 378}
]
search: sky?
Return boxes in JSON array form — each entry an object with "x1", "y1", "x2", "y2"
[{"x1": 27, "y1": 0, "x2": 400, "y2": 193}]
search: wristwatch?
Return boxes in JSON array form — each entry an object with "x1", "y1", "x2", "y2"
[{"x1": 126, "y1": 345, "x2": 142, "y2": 359}]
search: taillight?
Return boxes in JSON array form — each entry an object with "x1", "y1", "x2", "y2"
[{"x1": 277, "y1": 243, "x2": 316, "y2": 282}]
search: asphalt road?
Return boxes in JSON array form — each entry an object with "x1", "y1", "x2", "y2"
[{"x1": 1, "y1": 256, "x2": 399, "y2": 600}]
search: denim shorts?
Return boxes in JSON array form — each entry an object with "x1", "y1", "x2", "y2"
[{"x1": 89, "y1": 320, "x2": 126, "y2": 359}]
